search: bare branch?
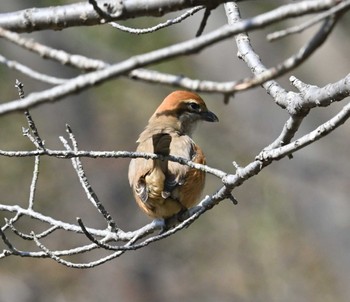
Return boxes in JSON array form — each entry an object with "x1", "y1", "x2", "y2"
[
  {"x1": 0, "y1": 148, "x2": 227, "y2": 180},
  {"x1": 264, "y1": 115, "x2": 306, "y2": 152},
  {"x1": 0, "y1": 227, "x2": 20, "y2": 257},
  {"x1": 0, "y1": 0, "x2": 228, "y2": 33},
  {"x1": 0, "y1": 54, "x2": 68, "y2": 85},
  {"x1": 257, "y1": 101, "x2": 350, "y2": 161},
  {"x1": 110, "y1": 6, "x2": 204, "y2": 34},
  {"x1": 28, "y1": 156, "x2": 40, "y2": 209},
  {"x1": 31, "y1": 232, "x2": 104, "y2": 268},
  {"x1": 0, "y1": 204, "x2": 110, "y2": 237},
  {"x1": 16, "y1": 80, "x2": 45, "y2": 149},
  {"x1": 290, "y1": 74, "x2": 350, "y2": 109},
  {"x1": 60, "y1": 125, "x2": 118, "y2": 231},
  {"x1": 0, "y1": 0, "x2": 340, "y2": 116},
  {"x1": 0, "y1": 55, "x2": 66, "y2": 85},
  {"x1": 6, "y1": 220, "x2": 59, "y2": 240},
  {"x1": 1, "y1": 25, "x2": 339, "y2": 99},
  {"x1": 267, "y1": 0, "x2": 350, "y2": 41},
  {"x1": 231, "y1": 16, "x2": 338, "y2": 100},
  {"x1": 225, "y1": 2, "x2": 342, "y2": 113},
  {"x1": 196, "y1": 7, "x2": 212, "y2": 37},
  {"x1": 0, "y1": 27, "x2": 241, "y2": 93},
  {"x1": 0, "y1": 27, "x2": 106, "y2": 71}
]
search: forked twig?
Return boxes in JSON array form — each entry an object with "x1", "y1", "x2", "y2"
[{"x1": 61, "y1": 125, "x2": 118, "y2": 232}]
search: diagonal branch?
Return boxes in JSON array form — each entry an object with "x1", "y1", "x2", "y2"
[
  {"x1": 60, "y1": 125, "x2": 118, "y2": 232},
  {"x1": 230, "y1": 16, "x2": 338, "y2": 98},
  {"x1": 267, "y1": 0, "x2": 350, "y2": 41},
  {"x1": 0, "y1": 54, "x2": 68, "y2": 85},
  {"x1": 257, "y1": 101, "x2": 350, "y2": 161}
]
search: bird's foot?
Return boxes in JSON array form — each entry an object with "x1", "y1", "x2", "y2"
[{"x1": 157, "y1": 209, "x2": 190, "y2": 234}]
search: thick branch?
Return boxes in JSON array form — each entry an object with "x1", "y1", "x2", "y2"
[
  {"x1": 0, "y1": 0, "x2": 228, "y2": 33},
  {"x1": 290, "y1": 74, "x2": 350, "y2": 109}
]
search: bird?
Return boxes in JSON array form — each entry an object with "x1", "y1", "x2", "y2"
[{"x1": 128, "y1": 90, "x2": 219, "y2": 219}]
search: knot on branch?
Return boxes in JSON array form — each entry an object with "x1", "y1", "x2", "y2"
[{"x1": 89, "y1": 0, "x2": 123, "y2": 21}]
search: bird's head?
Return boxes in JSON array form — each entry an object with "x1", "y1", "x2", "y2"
[{"x1": 150, "y1": 91, "x2": 219, "y2": 135}]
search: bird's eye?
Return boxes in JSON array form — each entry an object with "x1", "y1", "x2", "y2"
[{"x1": 188, "y1": 102, "x2": 201, "y2": 112}]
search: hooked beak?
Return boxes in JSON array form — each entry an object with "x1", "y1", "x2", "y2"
[{"x1": 201, "y1": 110, "x2": 219, "y2": 122}]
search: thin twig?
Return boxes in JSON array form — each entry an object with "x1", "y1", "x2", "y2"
[
  {"x1": 263, "y1": 114, "x2": 307, "y2": 152},
  {"x1": 0, "y1": 27, "x2": 106, "y2": 71},
  {"x1": 0, "y1": 54, "x2": 68, "y2": 85},
  {"x1": 0, "y1": 227, "x2": 23, "y2": 256},
  {"x1": 267, "y1": 0, "x2": 350, "y2": 41},
  {"x1": 16, "y1": 80, "x2": 45, "y2": 149},
  {"x1": 62, "y1": 125, "x2": 118, "y2": 231},
  {"x1": 110, "y1": 6, "x2": 204, "y2": 34},
  {"x1": 32, "y1": 231, "x2": 135, "y2": 268},
  {"x1": 196, "y1": 7, "x2": 211, "y2": 37},
  {"x1": 0, "y1": 204, "x2": 111, "y2": 237},
  {"x1": 5, "y1": 219, "x2": 59, "y2": 240},
  {"x1": 257, "y1": 101, "x2": 350, "y2": 161},
  {"x1": 1, "y1": 211, "x2": 21, "y2": 232},
  {"x1": 77, "y1": 218, "x2": 107, "y2": 246},
  {"x1": 28, "y1": 155, "x2": 40, "y2": 209}
]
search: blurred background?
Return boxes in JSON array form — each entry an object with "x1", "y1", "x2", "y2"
[{"x1": 0, "y1": 1, "x2": 349, "y2": 301}]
